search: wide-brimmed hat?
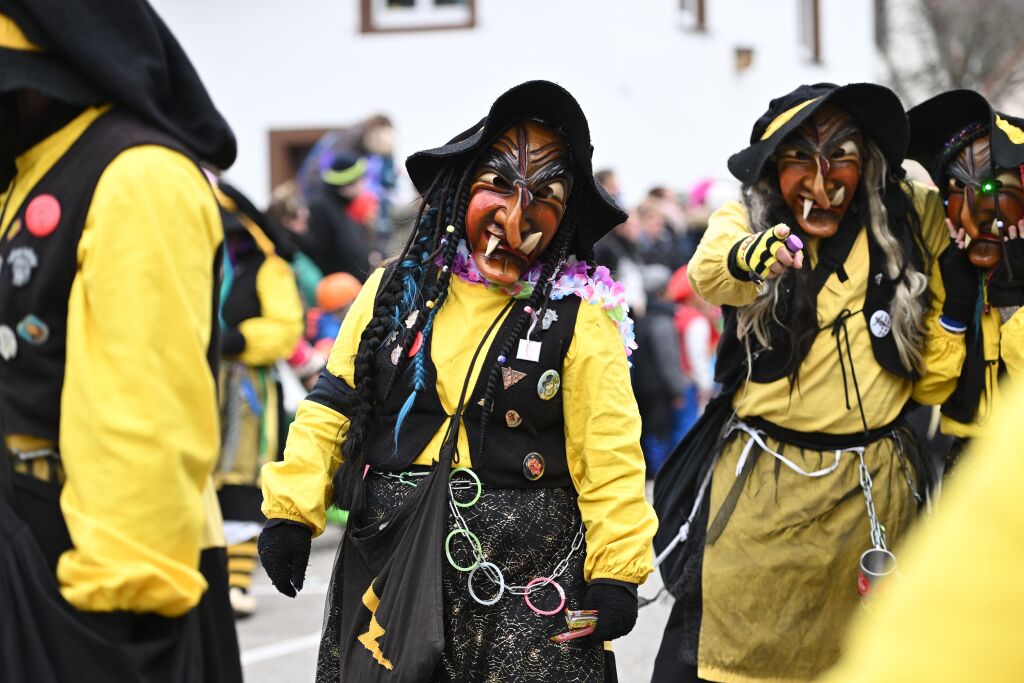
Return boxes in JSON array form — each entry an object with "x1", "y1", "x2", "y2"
[
  {"x1": 727, "y1": 82, "x2": 908, "y2": 185},
  {"x1": 405, "y1": 80, "x2": 627, "y2": 251},
  {"x1": 0, "y1": 0, "x2": 235, "y2": 169},
  {"x1": 907, "y1": 89, "x2": 1024, "y2": 185}
]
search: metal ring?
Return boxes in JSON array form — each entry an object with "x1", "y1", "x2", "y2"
[
  {"x1": 448, "y1": 467, "x2": 482, "y2": 508},
  {"x1": 523, "y1": 576, "x2": 566, "y2": 616},
  {"x1": 445, "y1": 528, "x2": 482, "y2": 572},
  {"x1": 467, "y1": 561, "x2": 505, "y2": 606}
]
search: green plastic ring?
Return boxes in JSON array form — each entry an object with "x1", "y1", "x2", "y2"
[
  {"x1": 445, "y1": 528, "x2": 482, "y2": 572},
  {"x1": 449, "y1": 467, "x2": 482, "y2": 508}
]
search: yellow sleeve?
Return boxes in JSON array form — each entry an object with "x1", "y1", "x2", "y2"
[
  {"x1": 820, "y1": 382, "x2": 1024, "y2": 683},
  {"x1": 233, "y1": 253, "x2": 304, "y2": 366},
  {"x1": 58, "y1": 146, "x2": 221, "y2": 617},
  {"x1": 912, "y1": 184, "x2": 967, "y2": 405},
  {"x1": 261, "y1": 267, "x2": 384, "y2": 535},
  {"x1": 688, "y1": 200, "x2": 761, "y2": 307},
  {"x1": 1000, "y1": 308, "x2": 1024, "y2": 383},
  {"x1": 563, "y1": 301, "x2": 658, "y2": 584}
]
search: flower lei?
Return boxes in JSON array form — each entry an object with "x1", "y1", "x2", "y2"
[{"x1": 447, "y1": 240, "x2": 637, "y2": 357}]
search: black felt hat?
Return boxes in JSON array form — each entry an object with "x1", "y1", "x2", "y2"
[
  {"x1": 405, "y1": 80, "x2": 627, "y2": 250},
  {"x1": 727, "y1": 82, "x2": 909, "y2": 185},
  {"x1": 907, "y1": 89, "x2": 1024, "y2": 185},
  {"x1": 0, "y1": 0, "x2": 236, "y2": 169}
]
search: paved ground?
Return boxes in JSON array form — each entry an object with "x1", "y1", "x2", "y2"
[{"x1": 238, "y1": 496, "x2": 674, "y2": 682}]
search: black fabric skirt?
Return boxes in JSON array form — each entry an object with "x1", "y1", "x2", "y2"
[
  {"x1": 2, "y1": 470, "x2": 242, "y2": 683},
  {"x1": 317, "y1": 470, "x2": 611, "y2": 683}
]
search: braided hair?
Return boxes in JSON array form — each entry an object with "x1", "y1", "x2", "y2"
[{"x1": 332, "y1": 134, "x2": 584, "y2": 513}]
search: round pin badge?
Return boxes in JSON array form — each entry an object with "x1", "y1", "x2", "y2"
[
  {"x1": 536, "y1": 369, "x2": 560, "y2": 401},
  {"x1": 505, "y1": 410, "x2": 522, "y2": 428},
  {"x1": 16, "y1": 315, "x2": 49, "y2": 345},
  {"x1": 0, "y1": 325, "x2": 17, "y2": 361},
  {"x1": 869, "y1": 310, "x2": 892, "y2": 338},
  {"x1": 522, "y1": 452, "x2": 545, "y2": 481},
  {"x1": 25, "y1": 194, "x2": 61, "y2": 238}
]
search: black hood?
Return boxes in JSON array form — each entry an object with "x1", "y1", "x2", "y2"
[
  {"x1": 405, "y1": 80, "x2": 627, "y2": 251},
  {"x1": 907, "y1": 89, "x2": 1024, "y2": 185},
  {"x1": 728, "y1": 82, "x2": 908, "y2": 185},
  {"x1": 0, "y1": 0, "x2": 235, "y2": 169}
]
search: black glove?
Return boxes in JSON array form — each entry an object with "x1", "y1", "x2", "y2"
[
  {"x1": 583, "y1": 582, "x2": 638, "y2": 641},
  {"x1": 938, "y1": 242, "x2": 980, "y2": 325},
  {"x1": 988, "y1": 237, "x2": 1024, "y2": 308},
  {"x1": 258, "y1": 520, "x2": 312, "y2": 597},
  {"x1": 221, "y1": 327, "x2": 246, "y2": 356}
]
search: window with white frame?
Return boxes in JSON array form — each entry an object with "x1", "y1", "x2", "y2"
[
  {"x1": 361, "y1": 0, "x2": 475, "y2": 33},
  {"x1": 798, "y1": 0, "x2": 821, "y2": 63},
  {"x1": 679, "y1": 0, "x2": 706, "y2": 31}
]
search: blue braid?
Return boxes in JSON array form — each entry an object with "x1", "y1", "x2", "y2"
[{"x1": 393, "y1": 307, "x2": 437, "y2": 449}]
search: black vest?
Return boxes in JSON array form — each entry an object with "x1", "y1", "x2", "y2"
[
  {"x1": 363, "y1": 284, "x2": 583, "y2": 489},
  {"x1": 716, "y1": 225, "x2": 921, "y2": 393},
  {"x1": 0, "y1": 109, "x2": 218, "y2": 441}
]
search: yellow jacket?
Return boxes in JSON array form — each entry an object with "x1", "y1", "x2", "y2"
[
  {"x1": 1, "y1": 107, "x2": 223, "y2": 617},
  {"x1": 912, "y1": 254, "x2": 1024, "y2": 437},
  {"x1": 262, "y1": 268, "x2": 658, "y2": 585},
  {"x1": 689, "y1": 185, "x2": 952, "y2": 433},
  {"x1": 819, "y1": 381, "x2": 1024, "y2": 683}
]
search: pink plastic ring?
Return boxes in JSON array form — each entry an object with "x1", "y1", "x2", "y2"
[{"x1": 523, "y1": 577, "x2": 566, "y2": 616}]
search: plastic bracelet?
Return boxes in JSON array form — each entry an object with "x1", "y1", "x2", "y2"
[
  {"x1": 523, "y1": 577, "x2": 566, "y2": 616},
  {"x1": 445, "y1": 528, "x2": 482, "y2": 572},
  {"x1": 467, "y1": 561, "x2": 505, "y2": 606},
  {"x1": 449, "y1": 467, "x2": 482, "y2": 508}
]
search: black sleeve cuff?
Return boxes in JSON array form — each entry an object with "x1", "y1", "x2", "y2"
[
  {"x1": 726, "y1": 240, "x2": 753, "y2": 281},
  {"x1": 588, "y1": 578, "x2": 638, "y2": 598},
  {"x1": 263, "y1": 518, "x2": 311, "y2": 531},
  {"x1": 222, "y1": 327, "x2": 246, "y2": 356}
]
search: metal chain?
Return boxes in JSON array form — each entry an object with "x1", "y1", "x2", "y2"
[
  {"x1": 374, "y1": 468, "x2": 585, "y2": 598},
  {"x1": 857, "y1": 451, "x2": 888, "y2": 551}
]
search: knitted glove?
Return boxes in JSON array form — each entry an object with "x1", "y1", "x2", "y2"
[
  {"x1": 988, "y1": 237, "x2": 1024, "y2": 308},
  {"x1": 583, "y1": 582, "x2": 638, "y2": 641},
  {"x1": 938, "y1": 242, "x2": 980, "y2": 327},
  {"x1": 729, "y1": 224, "x2": 796, "y2": 281},
  {"x1": 257, "y1": 521, "x2": 312, "y2": 598}
]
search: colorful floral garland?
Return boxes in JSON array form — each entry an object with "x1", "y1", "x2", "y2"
[{"x1": 448, "y1": 240, "x2": 637, "y2": 357}]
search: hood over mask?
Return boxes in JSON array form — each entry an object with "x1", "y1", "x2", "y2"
[{"x1": 0, "y1": 0, "x2": 235, "y2": 170}]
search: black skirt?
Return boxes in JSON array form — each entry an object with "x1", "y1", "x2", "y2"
[{"x1": 317, "y1": 471, "x2": 609, "y2": 683}]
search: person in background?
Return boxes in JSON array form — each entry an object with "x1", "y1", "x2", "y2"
[
  {"x1": 636, "y1": 198, "x2": 681, "y2": 269},
  {"x1": 0, "y1": 1, "x2": 241, "y2": 680},
  {"x1": 596, "y1": 210, "x2": 649, "y2": 316},
  {"x1": 267, "y1": 180, "x2": 324, "y2": 308},
  {"x1": 213, "y1": 183, "x2": 304, "y2": 618},
  {"x1": 631, "y1": 264, "x2": 687, "y2": 475},
  {"x1": 596, "y1": 167, "x2": 623, "y2": 207},
  {"x1": 305, "y1": 149, "x2": 375, "y2": 280},
  {"x1": 666, "y1": 265, "x2": 720, "y2": 438}
]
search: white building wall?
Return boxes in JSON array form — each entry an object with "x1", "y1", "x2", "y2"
[{"x1": 151, "y1": 0, "x2": 875, "y2": 207}]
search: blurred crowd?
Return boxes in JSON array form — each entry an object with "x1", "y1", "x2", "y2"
[{"x1": 592, "y1": 170, "x2": 724, "y2": 476}]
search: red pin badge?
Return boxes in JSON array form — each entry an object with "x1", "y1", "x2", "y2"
[
  {"x1": 25, "y1": 194, "x2": 61, "y2": 238},
  {"x1": 407, "y1": 331, "x2": 423, "y2": 357}
]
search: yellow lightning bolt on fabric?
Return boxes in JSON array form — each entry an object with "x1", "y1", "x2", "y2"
[{"x1": 357, "y1": 583, "x2": 395, "y2": 671}]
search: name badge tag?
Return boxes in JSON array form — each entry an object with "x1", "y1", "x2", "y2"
[{"x1": 517, "y1": 339, "x2": 542, "y2": 362}]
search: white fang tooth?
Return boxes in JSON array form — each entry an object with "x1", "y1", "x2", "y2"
[
  {"x1": 520, "y1": 232, "x2": 542, "y2": 255},
  {"x1": 803, "y1": 198, "x2": 813, "y2": 220},
  {"x1": 485, "y1": 235, "x2": 500, "y2": 257},
  {"x1": 830, "y1": 186, "x2": 845, "y2": 206},
  {"x1": 963, "y1": 234, "x2": 971, "y2": 249}
]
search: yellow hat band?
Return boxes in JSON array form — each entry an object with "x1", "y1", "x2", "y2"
[
  {"x1": 995, "y1": 115, "x2": 1024, "y2": 145},
  {"x1": 759, "y1": 97, "x2": 821, "y2": 141},
  {"x1": 321, "y1": 157, "x2": 367, "y2": 186},
  {"x1": 0, "y1": 12, "x2": 43, "y2": 52}
]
